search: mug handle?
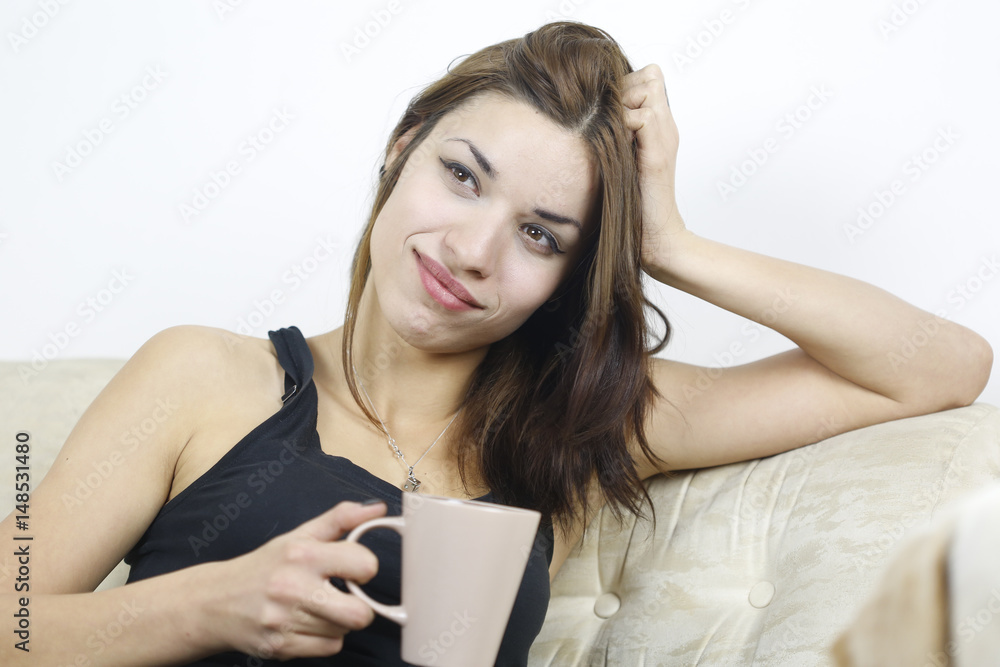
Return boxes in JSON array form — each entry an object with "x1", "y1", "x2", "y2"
[{"x1": 343, "y1": 516, "x2": 408, "y2": 625}]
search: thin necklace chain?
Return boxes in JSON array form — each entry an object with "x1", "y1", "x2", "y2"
[{"x1": 352, "y1": 364, "x2": 459, "y2": 492}]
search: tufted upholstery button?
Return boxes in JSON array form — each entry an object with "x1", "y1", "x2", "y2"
[
  {"x1": 594, "y1": 592, "x2": 621, "y2": 618},
  {"x1": 748, "y1": 581, "x2": 775, "y2": 608}
]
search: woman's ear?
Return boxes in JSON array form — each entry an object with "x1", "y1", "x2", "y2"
[{"x1": 385, "y1": 124, "x2": 422, "y2": 174}]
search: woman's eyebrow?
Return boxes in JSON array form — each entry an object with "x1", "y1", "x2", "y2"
[
  {"x1": 534, "y1": 208, "x2": 582, "y2": 232},
  {"x1": 445, "y1": 138, "x2": 498, "y2": 180}
]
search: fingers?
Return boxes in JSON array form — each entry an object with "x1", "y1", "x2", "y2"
[
  {"x1": 222, "y1": 501, "x2": 389, "y2": 660},
  {"x1": 291, "y1": 498, "x2": 388, "y2": 589},
  {"x1": 298, "y1": 499, "x2": 388, "y2": 542},
  {"x1": 321, "y1": 541, "x2": 381, "y2": 584},
  {"x1": 299, "y1": 579, "x2": 376, "y2": 632},
  {"x1": 623, "y1": 63, "x2": 670, "y2": 110},
  {"x1": 251, "y1": 552, "x2": 377, "y2": 656},
  {"x1": 277, "y1": 576, "x2": 375, "y2": 633},
  {"x1": 623, "y1": 106, "x2": 657, "y2": 135},
  {"x1": 276, "y1": 634, "x2": 346, "y2": 660},
  {"x1": 252, "y1": 584, "x2": 374, "y2": 660},
  {"x1": 623, "y1": 63, "x2": 664, "y2": 90},
  {"x1": 278, "y1": 533, "x2": 381, "y2": 585},
  {"x1": 622, "y1": 63, "x2": 676, "y2": 149},
  {"x1": 620, "y1": 64, "x2": 679, "y2": 168}
]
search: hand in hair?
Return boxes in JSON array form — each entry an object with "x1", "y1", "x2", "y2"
[{"x1": 622, "y1": 63, "x2": 686, "y2": 273}]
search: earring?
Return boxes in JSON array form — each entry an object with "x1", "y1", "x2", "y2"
[{"x1": 379, "y1": 164, "x2": 386, "y2": 179}]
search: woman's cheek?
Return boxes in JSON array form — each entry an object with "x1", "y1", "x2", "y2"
[{"x1": 507, "y1": 271, "x2": 559, "y2": 320}]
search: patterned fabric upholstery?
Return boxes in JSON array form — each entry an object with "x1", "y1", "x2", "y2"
[{"x1": 530, "y1": 404, "x2": 1000, "y2": 665}]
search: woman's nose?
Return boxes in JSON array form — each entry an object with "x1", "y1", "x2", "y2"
[{"x1": 443, "y1": 212, "x2": 505, "y2": 278}]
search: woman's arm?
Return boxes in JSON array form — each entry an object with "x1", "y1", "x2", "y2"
[
  {"x1": 1, "y1": 557, "x2": 223, "y2": 666},
  {"x1": 641, "y1": 233, "x2": 991, "y2": 473},
  {"x1": 0, "y1": 326, "x2": 383, "y2": 663},
  {"x1": 0, "y1": 500, "x2": 384, "y2": 666},
  {"x1": 622, "y1": 65, "x2": 993, "y2": 476}
]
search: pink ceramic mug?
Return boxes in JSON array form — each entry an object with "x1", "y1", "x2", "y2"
[{"x1": 344, "y1": 492, "x2": 541, "y2": 667}]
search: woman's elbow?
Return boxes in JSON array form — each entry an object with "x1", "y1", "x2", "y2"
[{"x1": 947, "y1": 328, "x2": 993, "y2": 409}]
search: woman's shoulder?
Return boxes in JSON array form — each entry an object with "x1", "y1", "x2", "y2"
[
  {"x1": 134, "y1": 325, "x2": 290, "y2": 504},
  {"x1": 137, "y1": 324, "x2": 273, "y2": 359},
  {"x1": 132, "y1": 324, "x2": 283, "y2": 404},
  {"x1": 0, "y1": 325, "x2": 284, "y2": 593}
]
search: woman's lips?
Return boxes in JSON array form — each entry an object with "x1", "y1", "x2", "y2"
[{"x1": 414, "y1": 251, "x2": 484, "y2": 311}]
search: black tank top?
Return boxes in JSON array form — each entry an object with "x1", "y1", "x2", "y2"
[{"x1": 124, "y1": 326, "x2": 553, "y2": 666}]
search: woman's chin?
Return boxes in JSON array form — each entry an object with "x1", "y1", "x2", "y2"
[{"x1": 393, "y1": 320, "x2": 490, "y2": 357}]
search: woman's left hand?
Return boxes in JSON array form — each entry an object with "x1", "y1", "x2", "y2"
[{"x1": 622, "y1": 64, "x2": 687, "y2": 273}]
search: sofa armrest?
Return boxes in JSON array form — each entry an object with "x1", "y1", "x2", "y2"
[{"x1": 529, "y1": 404, "x2": 1000, "y2": 666}]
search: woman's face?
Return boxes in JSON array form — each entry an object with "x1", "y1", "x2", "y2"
[{"x1": 369, "y1": 92, "x2": 600, "y2": 354}]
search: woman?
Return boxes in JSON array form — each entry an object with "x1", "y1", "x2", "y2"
[{"x1": 0, "y1": 21, "x2": 991, "y2": 666}]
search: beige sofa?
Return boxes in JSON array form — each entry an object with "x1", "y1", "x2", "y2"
[{"x1": 3, "y1": 358, "x2": 1000, "y2": 665}]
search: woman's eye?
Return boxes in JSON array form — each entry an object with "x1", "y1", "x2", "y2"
[
  {"x1": 440, "y1": 159, "x2": 478, "y2": 193},
  {"x1": 522, "y1": 225, "x2": 564, "y2": 255}
]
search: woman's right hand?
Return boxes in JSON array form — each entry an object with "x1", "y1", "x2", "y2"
[{"x1": 202, "y1": 500, "x2": 387, "y2": 661}]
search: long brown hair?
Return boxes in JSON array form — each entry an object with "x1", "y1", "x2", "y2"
[{"x1": 343, "y1": 21, "x2": 670, "y2": 532}]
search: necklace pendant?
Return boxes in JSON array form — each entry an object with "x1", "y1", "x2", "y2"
[{"x1": 352, "y1": 364, "x2": 459, "y2": 498}]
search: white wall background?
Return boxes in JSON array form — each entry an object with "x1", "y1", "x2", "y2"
[{"x1": 1, "y1": 0, "x2": 997, "y2": 406}]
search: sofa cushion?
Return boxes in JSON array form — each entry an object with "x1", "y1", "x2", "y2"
[{"x1": 529, "y1": 404, "x2": 1000, "y2": 666}]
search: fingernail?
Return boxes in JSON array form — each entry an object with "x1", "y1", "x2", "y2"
[{"x1": 360, "y1": 498, "x2": 386, "y2": 506}]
